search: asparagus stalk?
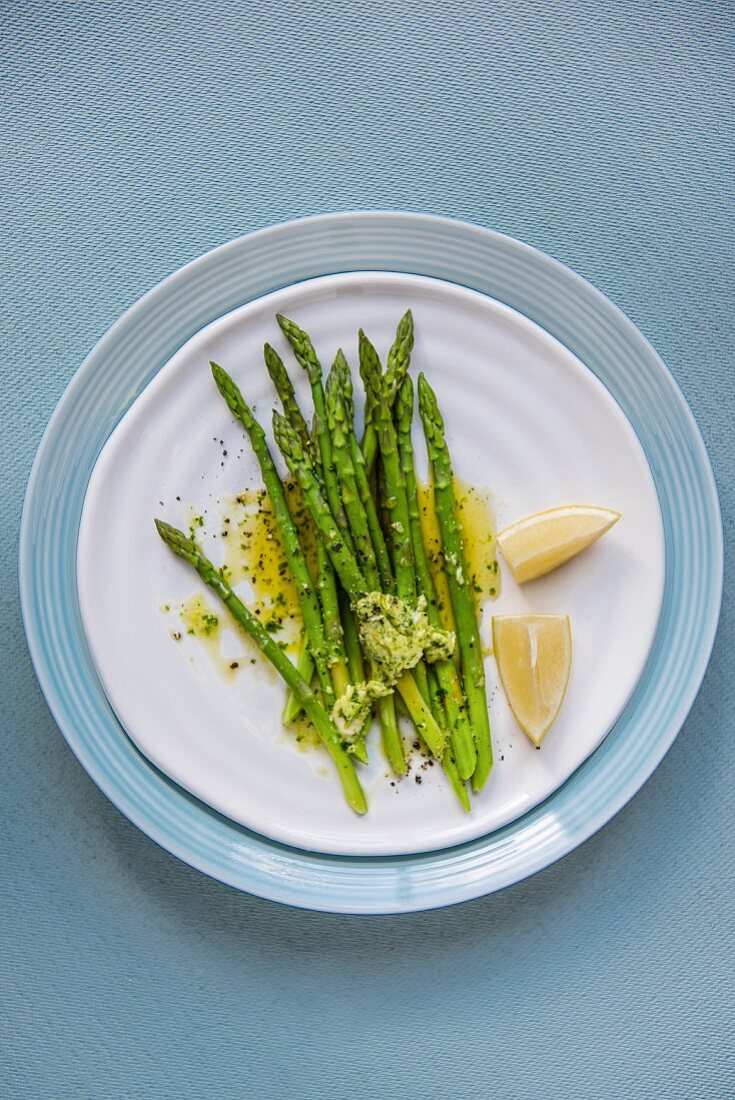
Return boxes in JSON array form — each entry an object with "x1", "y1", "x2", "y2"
[
  {"x1": 395, "y1": 376, "x2": 477, "y2": 780},
  {"x1": 264, "y1": 343, "x2": 310, "y2": 446},
  {"x1": 316, "y1": 536, "x2": 350, "y2": 699},
  {"x1": 211, "y1": 363, "x2": 335, "y2": 710},
  {"x1": 358, "y1": 327, "x2": 384, "y2": 469},
  {"x1": 428, "y1": 665, "x2": 472, "y2": 812},
  {"x1": 282, "y1": 640, "x2": 314, "y2": 724},
  {"x1": 264, "y1": 343, "x2": 353, "y2": 718},
  {"x1": 373, "y1": 391, "x2": 446, "y2": 763},
  {"x1": 417, "y1": 374, "x2": 493, "y2": 792},
  {"x1": 325, "y1": 356, "x2": 405, "y2": 774},
  {"x1": 325, "y1": 359, "x2": 382, "y2": 587},
  {"x1": 392, "y1": 672, "x2": 444, "y2": 760},
  {"x1": 154, "y1": 520, "x2": 367, "y2": 814},
  {"x1": 374, "y1": 383, "x2": 415, "y2": 600},
  {"x1": 272, "y1": 410, "x2": 367, "y2": 597},
  {"x1": 276, "y1": 314, "x2": 356, "y2": 556},
  {"x1": 385, "y1": 309, "x2": 415, "y2": 409},
  {"x1": 334, "y1": 352, "x2": 393, "y2": 591},
  {"x1": 360, "y1": 310, "x2": 414, "y2": 474},
  {"x1": 338, "y1": 589, "x2": 369, "y2": 764},
  {"x1": 339, "y1": 591, "x2": 365, "y2": 683},
  {"x1": 376, "y1": 688, "x2": 406, "y2": 775}
]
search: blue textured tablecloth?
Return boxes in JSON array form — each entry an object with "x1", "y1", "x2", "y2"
[{"x1": 3, "y1": 2, "x2": 733, "y2": 1096}]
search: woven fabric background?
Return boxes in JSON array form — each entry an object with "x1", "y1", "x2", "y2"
[{"x1": 3, "y1": 1, "x2": 733, "y2": 1096}]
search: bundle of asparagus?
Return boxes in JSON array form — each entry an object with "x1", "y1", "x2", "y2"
[{"x1": 155, "y1": 312, "x2": 492, "y2": 815}]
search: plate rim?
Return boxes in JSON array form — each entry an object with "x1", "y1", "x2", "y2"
[{"x1": 19, "y1": 211, "x2": 724, "y2": 913}]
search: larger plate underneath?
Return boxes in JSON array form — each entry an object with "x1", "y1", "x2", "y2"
[{"x1": 20, "y1": 213, "x2": 722, "y2": 911}]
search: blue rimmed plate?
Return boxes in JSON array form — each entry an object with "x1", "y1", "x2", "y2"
[{"x1": 20, "y1": 213, "x2": 722, "y2": 912}]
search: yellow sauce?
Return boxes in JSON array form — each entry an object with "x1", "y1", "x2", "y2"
[
  {"x1": 172, "y1": 484, "x2": 315, "y2": 688},
  {"x1": 179, "y1": 592, "x2": 221, "y2": 638},
  {"x1": 217, "y1": 484, "x2": 313, "y2": 653},
  {"x1": 417, "y1": 477, "x2": 499, "y2": 635},
  {"x1": 291, "y1": 712, "x2": 322, "y2": 751},
  {"x1": 171, "y1": 475, "x2": 497, "y2": 737},
  {"x1": 177, "y1": 593, "x2": 258, "y2": 682}
]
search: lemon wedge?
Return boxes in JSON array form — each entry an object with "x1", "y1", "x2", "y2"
[
  {"x1": 496, "y1": 505, "x2": 620, "y2": 583},
  {"x1": 492, "y1": 615, "x2": 572, "y2": 745}
]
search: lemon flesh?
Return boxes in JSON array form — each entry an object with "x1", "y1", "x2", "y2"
[
  {"x1": 492, "y1": 615, "x2": 572, "y2": 745},
  {"x1": 496, "y1": 505, "x2": 620, "y2": 583}
]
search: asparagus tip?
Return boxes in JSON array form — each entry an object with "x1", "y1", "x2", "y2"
[
  {"x1": 417, "y1": 372, "x2": 435, "y2": 407},
  {"x1": 275, "y1": 313, "x2": 296, "y2": 336},
  {"x1": 210, "y1": 359, "x2": 227, "y2": 387},
  {"x1": 154, "y1": 518, "x2": 199, "y2": 564}
]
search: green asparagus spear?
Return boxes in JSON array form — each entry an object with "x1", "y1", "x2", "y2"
[
  {"x1": 374, "y1": 383, "x2": 447, "y2": 759},
  {"x1": 432, "y1": 690, "x2": 471, "y2": 812},
  {"x1": 304, "y1": 394, "x2": 365, "y2": 708},
  {"x1": 264, "y1": 345, "x2": 353, "y2": 719},
  {"x1": 154, "y1": 520, "x2": 367, "y2": 815},
  {"x1": 358, "y1": 327, "x2": 384, "y2": 466},
  {"x1": 417, "y1": 374, "x2": 493, "y2": 791},
  {"x1": 326, "y1": 359, "x2": 381, "y2": 587},
  {"x1": 264, "y1": 343, "x2": 310, "y2": 446},
  {"x1": 386, "y1": 379, "x2": 472, "y2": 803},
  {"x1": 316, "y1": 535, "x2": 350, "y2": 699},
  {"x1": 384, "y1": 309, "x2": 415, "y2": 408},
  {"x1": 272, "y1": 410, "x2": 367, "y2": 598},
  {"x1": 395, "y1": 376, "x2": 477, "y2": 780},
  {"x1": 282, "y1": 640, "x2": 315, "y2": 724},
  {"x1": 333, "y1": 349, "x2": 356, "y2": 425},
  {"x1": 334, "y1": 352, "x2": 393, "y2": 591},
  {"x1": 374, "y1": 385, "x2": 415, "y2": 600},
  {"x1": 360, "y1": 310, "x2": 414, "y2": 474},
  {"x1": 276, "y1": 314, "x2": 355, "y2": 556},
  {"x1": 326, "y1": 355, "x2": 405, "y2": 774},
  {"x1": 338, "y1": 589, "x2": 369, "y2": 764},
  {"x1": 211, "y1": 362, "x2": 335, "y2": 710}
]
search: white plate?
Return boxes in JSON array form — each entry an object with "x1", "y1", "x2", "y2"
[{"x1": 77, "y1": 271, "x2": 664, "y2": 856}]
